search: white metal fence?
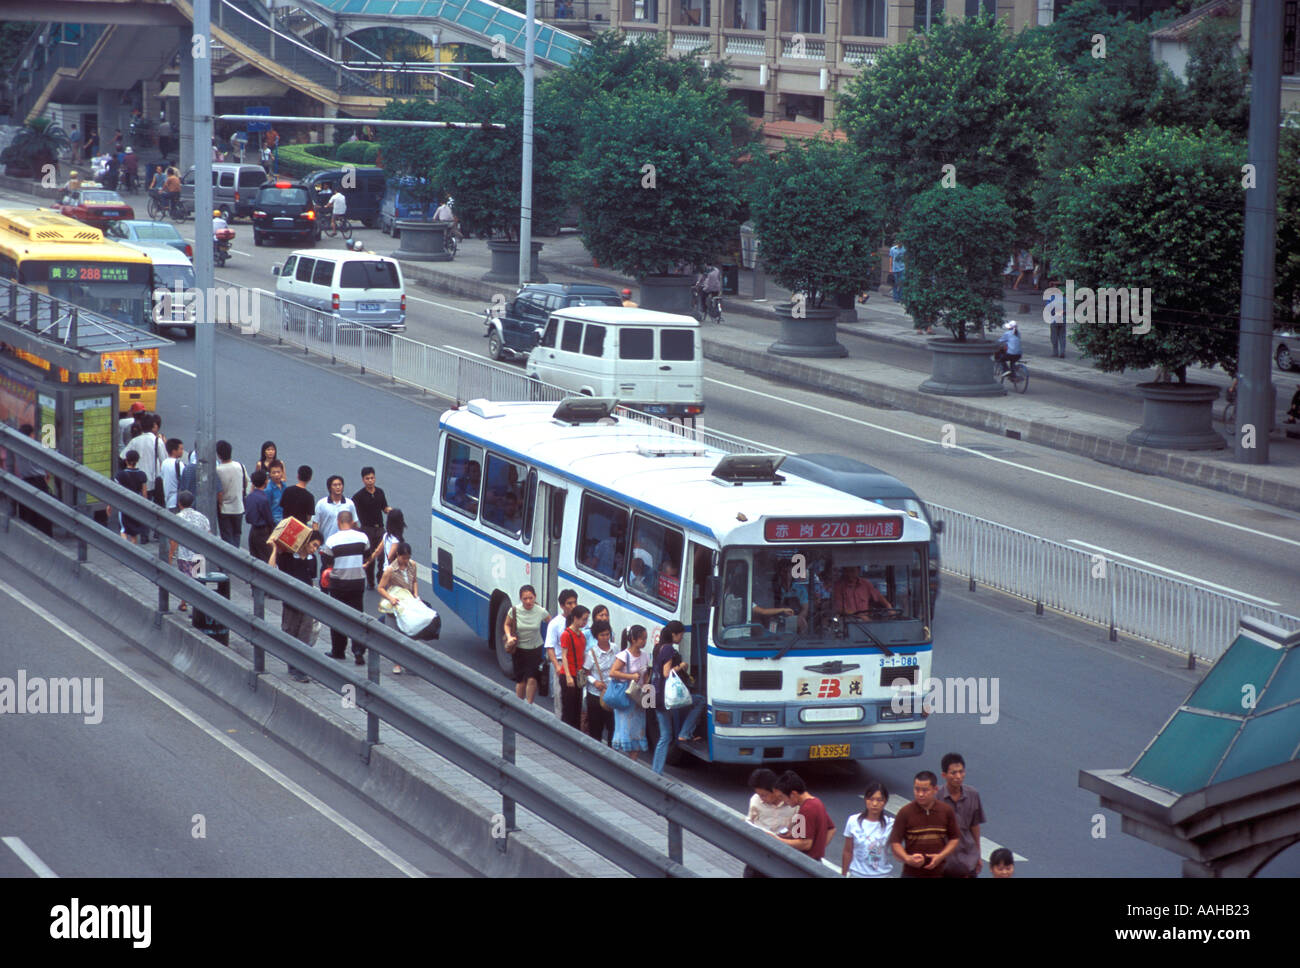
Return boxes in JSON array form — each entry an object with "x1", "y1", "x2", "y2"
[{"x1": 227, "y1": 293, "x2": 1299, "y2": 663}]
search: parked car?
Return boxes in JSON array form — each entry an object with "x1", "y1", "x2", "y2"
[
  {"x1": 780, "y1": 453, "x2": 944, "y2": 618},
  {"x1": 301, "y1": 167, "x2": 385, "y2": 228},
  {"x1": 53, "y1": 188, "x2": 133, "y2": 230},
  {"x1": 379, "y1": 177, "x2": 437, "y2": 237},
  {"x1": 105, "y1": 219, "x2": 192, "y2": 259},
  {"x1": 272, "y1": 249, "x2": 406, "y2": 334},
  {"x1": 180, "y1": 163, "x2": 268, "y2": 221},
  {"x1": 484, "y1": 282, "x2": 624, "y2": 362},
  {"x1": 1274, "y1": 329, "x2": 1298, "y2": 372},
  {"x1": 251, "y1": 182, "x2": 319, "y2": 246}
]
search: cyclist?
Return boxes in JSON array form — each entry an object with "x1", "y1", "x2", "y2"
[
  {"x1": 326, "y1": 185, "x2": 347, "y2": 235},
  {"x1": 163, "y1": 166, "x2": 182, "y2": 217},
  {"x1": 695, "y1": 263, "x2": 722, "y2": 318},
  {"x1": 434, "y1": 195, "x2": 461, "y2": 241},
  {"x1": 995, "y1": 321, "x2": 1022, "y2": 375}
]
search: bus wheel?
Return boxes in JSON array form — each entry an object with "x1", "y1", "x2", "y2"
[{"x1": 492, "y1": 597, "x2": 515, "y2": 677}]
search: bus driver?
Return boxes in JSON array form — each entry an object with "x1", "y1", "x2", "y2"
[{"x1": 832, "y1": 566, "x2": 893, "y2": 619}]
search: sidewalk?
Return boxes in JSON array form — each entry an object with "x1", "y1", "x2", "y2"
[{"x1": 392, "y1": 230, "x2": 1300, "y2": 513}]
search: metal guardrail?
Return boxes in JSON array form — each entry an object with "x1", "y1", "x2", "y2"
[
  {"x1": 230, "y1": 286, "x2": 1300, "y2": 662},
  {"x1": 0, "y1": 424, "x2": 828, "y2": 877}
]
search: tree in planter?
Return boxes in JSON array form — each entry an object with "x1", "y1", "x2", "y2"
[
  {"x1": 900, "y1": 183, "x2": 1015, "y2": 340},
  {"x1": 1051, "y1": 127, "x2": 1242, "y2": 382},
  {"x1": 377, "y1": 98, "x2": 441, "y2": 213},
  {"x1": 746, "y1": 137, "x2": 884, "y2": 308},
  {"x1": 1, "y1": 117, "x2": 69, "y2": 178},
  {"x1": 570, "y1": 84, "x2": 750, "y2": 278}
]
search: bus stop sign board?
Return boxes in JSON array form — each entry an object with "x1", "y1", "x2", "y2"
[{"x1": 246, "y1": 106, "x2": 270, "y2": 133}]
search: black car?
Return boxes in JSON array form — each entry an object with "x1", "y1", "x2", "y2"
[
  {"x1": 251, "y1": 182, "x2": 319, "y2": 246},
  {"x1": 485, "y1": 283, "x2": 624, "y2": 362}
]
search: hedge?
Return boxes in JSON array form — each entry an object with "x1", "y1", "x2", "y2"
[{"x1": 273, "y1": 142, "x2": 384, "y2": 177}]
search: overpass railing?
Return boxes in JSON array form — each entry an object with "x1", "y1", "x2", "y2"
[{"x1": 0, "y1": 424, "x2": 829, "y2": 878}]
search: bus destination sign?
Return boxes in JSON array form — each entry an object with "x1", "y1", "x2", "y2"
[
  {"x1": 763, "y1": 516, "x2": 904, "y2": 542},
  {"x1": 47, "y1": 264, "x2": 135, "y2": 283}
]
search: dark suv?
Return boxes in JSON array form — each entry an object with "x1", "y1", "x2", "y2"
[
  {"x1": 484, "y1": 283, "x2": 624, "y2": 362},
  {"x1": 251, "y1": 182, "x2": 319, "y2": 246}
]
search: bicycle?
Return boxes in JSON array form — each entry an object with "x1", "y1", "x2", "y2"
[
  {"x1": 323, "y1": 214, "x2": 353, "y2": 240},
  {"x1": 692, "y1": 288, "x2": 723, "y2": 324},
  {"x1": 148, "y1": 192, "x2": 188, "y2": 222},
  {"x1": 996, "y1": 356, "x2": 1029, "y2": 393}
]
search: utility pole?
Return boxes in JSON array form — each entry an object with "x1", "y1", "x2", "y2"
[
  {"x1": 1235, "y1": 0, "x2": 1283, "y2": 463},
  {"x1": 518, "y1": 0, "x2": 537, "y2": 286},
  {"x1": 193, "y1": 0, "x2": 217, "y2": 524}
]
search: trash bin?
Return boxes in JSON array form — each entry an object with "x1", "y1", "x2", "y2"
[
  {"x1": 192, "y1": 572, "x2": 231, "y2": 647},
  {"x1": 721, "y1": 264, "x2": 739, "y2": 295}
]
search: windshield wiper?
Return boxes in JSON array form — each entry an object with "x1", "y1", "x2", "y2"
[{"x1": 842, "y1": 618, "x2": 895, "y2": 657}]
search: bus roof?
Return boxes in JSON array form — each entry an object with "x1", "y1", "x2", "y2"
[
  {"x1": 0, "y1": 209, "x2": 152, "y2": 264},
  {"x1": 441, "y1": 401, "x2": 930, "y2": 546}
]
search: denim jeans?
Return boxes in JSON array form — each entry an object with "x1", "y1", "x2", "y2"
[
  {"x1": 651, "y1": 694, "x2": 706, "y2": 774},
  {"x1": 891, "y1": 270, "x2": 904, "y2": 301}
]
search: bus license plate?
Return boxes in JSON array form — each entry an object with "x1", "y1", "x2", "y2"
[
  {"x1": 810, "y1": 744, "x2": 850, "y2": 759},
  {"x1": 359, "y1": 302, "x2": 380, "y2": 312}
]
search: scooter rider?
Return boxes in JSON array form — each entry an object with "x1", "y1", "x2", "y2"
[{"x1": 212, "y1": 208, "x2": 228, "y2": 241}]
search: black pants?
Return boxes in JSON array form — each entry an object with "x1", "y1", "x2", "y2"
[
  {"x1": 360, "y1": 525, "x2": 383, "y2": 586},
  {"x1": 559, "y1": 678, "x2": 582, "y2": 729},
  {"x1": 585, "y1": 692, "x2": 612, "y2": 744},
  {"x1": 329, "y1": 582, "x2": 366, "y2": 659},
  {"x1": 218, "y1": 512, "x2": 243, "y2": 546},
  {"x1": 248, "y1": 525, "x2": 272, "y2": 563}
]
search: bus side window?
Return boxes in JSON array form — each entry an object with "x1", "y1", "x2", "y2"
[
  {"x1": 577, "y1": 493, "x2": 628, "y2": 583},
  {"x1": 482, "y1": 452, "x2": 526, "y2": 536},
  {"x1": 441, "y1": 437, "x2": 484, "y2": 518},
  {"x1": 627, "y1": 514, "x2": 683, "y2": 607}
]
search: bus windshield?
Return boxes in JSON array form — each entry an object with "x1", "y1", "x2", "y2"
[
  {"x1": 46, "y1": 278, "x2": 151, "y2": 328},
  {"x1": 715, "y1": 544, "x2": 929, "y2": 648}
]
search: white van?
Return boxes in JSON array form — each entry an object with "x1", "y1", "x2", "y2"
[
  {"x1": 120, "y1": 241, "x2": 196, "y2": 336},
  {"x1": 271, "y1": 249, "x2": 406, "y2": 333},
  {"x1": 525, "y1": 306, "x2": 704, "y2": 417}
]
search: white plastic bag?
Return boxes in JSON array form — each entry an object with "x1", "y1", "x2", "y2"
[
  {"x1": 665, "y1": 670, "x2": 691, "y2": 710},
  {"x1": 395, "y1": 596, "x2": 437, "y2": 637}
]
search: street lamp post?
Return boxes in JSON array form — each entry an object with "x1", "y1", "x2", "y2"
[{"x1": 519, "y1": 0, "x2": 537, "y2": 285}]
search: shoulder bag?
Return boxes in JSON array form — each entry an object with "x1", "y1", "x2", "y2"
[
  {"x1": 505, "y1": 607, "x2": 518, "y2": 654},
  {"x1": 600, "y1": 651, "x2": 632, "y2": 711},
  {"x1": 562, "y1": 628, "x2": 588, "y2": 691}
]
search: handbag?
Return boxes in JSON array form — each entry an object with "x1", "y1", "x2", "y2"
[
  {"x1": 600, "y1": 651, "x2": 633, "y2": 711},
  {"x1": 665, "y1": 669, "x2": 691, "y2": 710},
  {"x1": 395, "y1": 597, "x2": 437, "y2": 637}
]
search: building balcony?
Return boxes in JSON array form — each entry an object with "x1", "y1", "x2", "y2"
[
  {"x1": 671, "y1": 30, "x2": 713, "y2": 52},
  {"x1": 780, "y1": 32, "x2": 826, "y2": 60},
  {"x1": 723, "y1": 29, "x2": 766, "y2": 58},
  {"x1": 842, "y1": 37, "x2": 888, "y2": 66}
]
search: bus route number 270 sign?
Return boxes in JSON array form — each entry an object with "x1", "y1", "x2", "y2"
[{"x1": 763, "y1": 516, "x2": 904, "y2": 542}]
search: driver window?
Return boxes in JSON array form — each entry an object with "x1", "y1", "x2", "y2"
[
  {"x1": 539, "y1": 317, "x2": 558, "y2": 348},
  {"x1": 721, "y1": 559, "x2": 750, "y2": 628}
]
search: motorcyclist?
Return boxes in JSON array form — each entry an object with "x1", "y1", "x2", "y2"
[
  {"x1": 694, "y1": 263, "x2": 722, "y2": 317},
  {"x1": 212, "y1": 208, "x2": 228, "y2": 242},
  {"x1": 434, "y1": 195, "x2": 461, "y2": 241},
  {"x1": 995, "y1": 320, "x2": 1022, "y2": 373}
]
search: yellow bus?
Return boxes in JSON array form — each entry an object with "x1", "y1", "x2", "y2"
[{"x1": 0, "y1": 209, "x2": 159, "y2": 413}]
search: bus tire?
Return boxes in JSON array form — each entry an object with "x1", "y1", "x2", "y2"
[{"x1": 491, "y1": 595, "x2": 514, "y2": 677}]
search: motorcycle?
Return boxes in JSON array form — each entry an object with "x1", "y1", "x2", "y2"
[{"x1": 214, "y1": 227, "x2": 235, "y2": 267}]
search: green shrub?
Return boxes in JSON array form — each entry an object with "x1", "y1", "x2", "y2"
[
  {"x1": 303, "y1": 144, "x2": 334, "y2": 159},
  {"x1": 362, "y1": 142, "x2": 380, "y2": 164},
  {"x1": 275, "y1": 143, "x2": 340, "y2": 177},
  {"x1": 336, "y1": 141, "x2": 368, "y2": 163}
]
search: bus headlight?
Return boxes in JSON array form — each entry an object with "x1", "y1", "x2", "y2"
[{"x1": 740, "y1": 710, "x2": 780, "y2": 726}]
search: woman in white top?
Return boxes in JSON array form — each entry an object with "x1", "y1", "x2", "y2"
[
  {"x1": 609, "y1": 624, "x2": 650, "y2": 760},
  {"x1": 582, "y1": 618, "x2": 618, "y2": 745},
  {"x1": 366, "y1": 507, "x2": 406, "y2": 575},
  {"x1": 842, "y1": 782, "x2": 895, "y2": 878},
  {"x1": 377, "y1": 540, "x2": 417, "y2": 675}
]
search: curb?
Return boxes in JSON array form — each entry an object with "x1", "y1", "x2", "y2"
[
  {"x1": 0, "y1": 515, "x2": 582, "y2": 878},
  {"x1": 702, "y1": 338, "x2": 1300, "y2": 513}
]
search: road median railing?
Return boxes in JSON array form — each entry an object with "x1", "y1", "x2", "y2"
[{"x1": 0, "y1": 424, "x2": 830, "y2": 878}]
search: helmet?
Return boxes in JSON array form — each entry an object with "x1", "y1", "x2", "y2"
[
  {"x1": 1003, "y1": 321, "x2": 1017, "y2": 330},
  {"x1": 213, "y1": 210, "x2": 222, "y2": 217},
  {"x1": 621, "y1": 288, "x2": 632, "y2": 297},
  {"x1": 70, "y1": 170, "x2": 78, "y2": 177}
]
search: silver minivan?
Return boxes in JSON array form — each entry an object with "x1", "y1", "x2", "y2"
[
  {"x1": 272, "y1": 249, "x2": 406, "y2": 335},
  {"x1": 526, "y1": 306, "x2": 704, "y2": 417}
]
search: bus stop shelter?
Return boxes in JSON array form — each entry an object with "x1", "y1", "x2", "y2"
[{"x1": 1080, "y1": 616, "x2": 1300, "y2": 877}]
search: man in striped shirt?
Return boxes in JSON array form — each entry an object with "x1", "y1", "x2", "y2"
[
  {"x1": 320, "y1": 510, "x2": 369, "y2": 665},
  {"x1": 889, "y1": 771, "x2": 960, "y2": 878}
]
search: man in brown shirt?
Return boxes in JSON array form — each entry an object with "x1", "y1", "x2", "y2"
[{"x1": 889, "y1": 770, "x2": 960, "y2": 878}]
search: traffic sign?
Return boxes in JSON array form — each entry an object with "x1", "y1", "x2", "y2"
[{"x1": 246, "y1": 106, "x2": 271, "y2": 133}]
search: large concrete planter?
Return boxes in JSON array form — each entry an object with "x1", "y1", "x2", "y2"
[
  {"x1": 637, "y1": 274, "x2": 695, "y2": 314},
  {"x1": 768, "y1": 303, "x2": 847, "y2": 358},
  {"x1": 392, "y1": 220, "x2": 453, "y2": 262},
  {"x1": 1127, "y1": 382, "x2": 1224, "y2": 450},
  {"x1": 832, "y1": 291, "x2": 859, "y2": 322},
  {"x1": 482, "y1": 240, "x2": 547, "y2": 285},
  {"x1": 919, "y1": 338, "x2": 1004, "y2": 396}
]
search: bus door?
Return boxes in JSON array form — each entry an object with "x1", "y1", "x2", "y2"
[
  {"x1": 538, "y1": 484, "x2": 566, "y2": 610},
  {"x1": 684, "y1": 542, "x2": 716, "y2": 697}
]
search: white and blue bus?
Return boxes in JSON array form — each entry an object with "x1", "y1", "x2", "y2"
[{"x1": 429, "y1": 398, "x2": 933, "y2": 764}]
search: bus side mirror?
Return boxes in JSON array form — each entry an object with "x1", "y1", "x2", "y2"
[{"x1": 933, "y1": 520, "x2": 944, "y2": 535}]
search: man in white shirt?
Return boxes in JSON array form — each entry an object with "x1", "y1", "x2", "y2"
[
  {"x1": 545, "y1": 589, "x2": 578, "y2": 718},
  {"x1": 214, "y1": 438, "x2": 247, "y2": 546},
  {"x1": 314, "y1": 474, "x2": 357, "y2": 541},
  {"x1": 160, "y1": 438, "x2": 186, "y2": 510},
  {"x1": 433, "y1": 196, "x2": 460, "y2": 240},
  {"x1": 212, "y1": 209, "x2": 228, "y2": 241},
  {"x1": 744, "y1": 767, "x2": 798, "y2": 878},
  {"x1": 327, "y1": 188, "x2": 346, "y2": 234}
]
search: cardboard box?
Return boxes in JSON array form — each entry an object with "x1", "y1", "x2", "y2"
[{"x1": 270, "y1": 516, "x2": 311, "y2": 555}]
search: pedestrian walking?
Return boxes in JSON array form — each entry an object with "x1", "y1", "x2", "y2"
[
  {"x1": 502, "y1": 584, "x2": 550, "y2": 704},
  {"x1": 650, "y1": 620, "x2": 706, "y2": 775},
  {"x1": 112, "y1": 129, "x2": 123, "y2": 154},
  {"x1": 280, "y1": 465, "x2": 315, "y2": 526},
  {"x1": 743, "y1": 768, "x2": 798, "y2": 878},
  {"x1": 989, "y1": 847, "x2": 1015, "y2": 877},
  {"x1": 268, "y1": 528, "x2": 325, "y2": 682},
  {"x1": 68, "y1": 123, "x2": 80, "y2": 161},
  {"x1": 320, "y1": 510, "x2": 369, "y2": 665},
  {"x1": 937, "y1": 752, "x2": 987, "y2": 878},
  {"x1": 314, "y1": 475, "x2": 356, "y2": 541},
  {"x1": 889, "y1": 770, "x2": 960, "y2": 878},
  {"x1": 582, "y1": 619, "x2": 617, "y2": 744},
  {"x1": 889, "y1": 239, "x2": 906, "y2": 301},
  {"x1": 245, "y1": 469, "x2": 275, "y2": 563},
  {"x1": 10, "y1": 423, "x2": 54, "y2": 537},
  {"x1": 254, "y1": 440, "x2": 279, "y2": 476},
  {"x1": 1013, "y1": 248, "x2": 1034, "y2": 290},
  {"x1": 609, "y1": 625, "x2": 650, "y2": 761},
  {"x1": 168, "y1": 490, "x2": 210, "y2": 612},
  {"x1": 214, "y1": 439, "x2": 248, "y2": 546},
  {"x1": 365, "y1": 507, "x2": 406, "y2": 578},
  {"x1": 123, "y1": 147, "x2": 138, "y2": 192},
  {"x1": 352, "y1": 466, "x2": 391, "y2": 590},
  {"x1": 377, "y1": 541, "x2": 418, "y2": 674},
  {"x1": 545, "y1": 588, "x2": 579, "y2": 717},
  {"x1": 266, "y1": 459, "x2": 287, "y2": 524},
  {"x1": 773, "y1": 771, "x2": 836, "y2": 862},
  {"x1": 119, "y1": 401, "x2": 146, "y2": 448},
  {"x1": 1045, "y1": 287, "x2": 1068, "y2": 358},
  {"x1": 555, "y1": 605, "x2": 590, "y2": 730},
  {"x1": 160, "y1": 438, "x2": 186, "y2": 510},
  {"x1": 110, "y1": 449, "x2": 149, "y2": 544},
  {"x1": 842, "y1": 782, "x2": 895, "y2": 878}
]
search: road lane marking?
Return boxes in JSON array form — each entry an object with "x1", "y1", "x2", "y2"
[
  {"x1": 705, "y1": 377, "x2": 1300, "y2": 551},
  {"x1": 1067, "y1": 541, "x2": 1279, "y2": 605},
  {"x1": 329, "y1": 433, "x2": 437, "y2": 476},
  {"x1": 409, "y1": 294, "x2": 481, "y2": 317},
  {"x1": 1, "y1": 837, "x2": 58, "y2": 878},
  {"x1": 160, "y1": 360, "x2": 196, "y2": 378},
  {"x1": 0, "y1": 585, "x2": 426, "y2": 878}
]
